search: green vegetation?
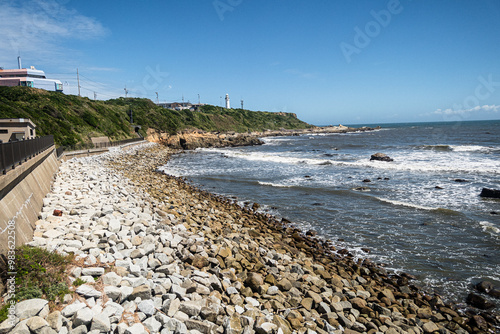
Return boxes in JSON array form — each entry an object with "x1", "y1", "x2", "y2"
[
  {"x1": 72, "y1": 277, "x2": 86, "y2": 287},
  {"x1": 0, "y1": 86, "x2": 312, "y2": 147},
  {"x1": 0, "y1": 246, "x2": 72, "y2": 321}
]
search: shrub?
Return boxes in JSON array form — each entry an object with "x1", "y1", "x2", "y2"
[{"x1": 0, "y1": 246, "x2": 73, "y2": 305}]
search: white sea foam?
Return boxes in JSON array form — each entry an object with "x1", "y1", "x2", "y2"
[
  {"x1": 261, "y1": 137, "x2": 294, "y2": 145},
  {"x1": 258, "y1": 181, "x2": 292, "y2": 188},
  {"x1": 217, "y1": 150, "x2": 333, "y2": 166},
  {"x1": 375, "y1": 197, "x2": 441, "y2": 211},
  {"x1": 479, "y1": 221, "x2": 500, "y2": 237},
  {"x1": 450, "y1": 145, "x2": 496, "y2": 153}
]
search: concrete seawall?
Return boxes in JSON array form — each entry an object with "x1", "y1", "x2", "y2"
[{"x1": 0, "y1": 147, "x2": 59, "y2": 253}]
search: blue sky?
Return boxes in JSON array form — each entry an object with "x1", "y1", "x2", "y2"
[{"x1": 1, "y1": 0, "x2": 499, "y2": 125}]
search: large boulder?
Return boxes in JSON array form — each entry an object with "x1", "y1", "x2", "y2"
[
  {"x1": 370, "y1": 153, "x2": 394, "y2": 162},
  {"x1": 480, "y1": 188, "x2": 500, "y2": 199}
]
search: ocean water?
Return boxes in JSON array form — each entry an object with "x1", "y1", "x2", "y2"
[{"x1": 160, "y1": 120, "x2": 500, "y2": 307}]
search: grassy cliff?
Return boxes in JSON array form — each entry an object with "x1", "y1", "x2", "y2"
[{"x1": 0, "y1": 87, "x2": 311, "y2": 147}]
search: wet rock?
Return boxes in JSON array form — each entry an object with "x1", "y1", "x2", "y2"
[
  {"x1": 466, "y1": 293, "x2": 495, "y2": 309},
  {"x1": 370, "y1": 153, "x2": 394, "y2": 162},
  {"x1": 454, "y1": 178, "x2": 468, "y2": 183},
  {"x1": 480, "y1": 188, "x2": 500, "y2": 198}
]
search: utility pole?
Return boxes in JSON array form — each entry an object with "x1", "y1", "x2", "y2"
[
  {"x1": 77, "y1": 68, "x2": 81, "y2": 97},
  {"x1": 198, "y1": 94, "x2": 200, "y2": 105},
  {"x1": 241, "y1": 99, "x2": 244, "y2": 110},
  {"x1": 155, "y1": 92, "x2": 159, "y2": 104},
  {"x1": 94, "y1": 92, "x2": 97, "y2": 101},
  {"x1": 124, "y1": 87, "x2": 128, "y2": 98}
]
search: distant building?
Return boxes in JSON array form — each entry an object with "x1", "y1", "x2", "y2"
[
  {"x1": 0, "y1": 57, "x2": 63, "y2": 92},
  {"x1": 225, "y1": 94, "x2": 230, "y2": 109},
  {"x1": 157, "y1": 102, "x2": 205, "y2": 111},
  {"x1": 0, "y1": 118, "x2": 36, "y2": 143}
]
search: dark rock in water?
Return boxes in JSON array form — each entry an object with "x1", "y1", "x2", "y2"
[
  {"x1": 454, "y1": 178, "x2": 468, "y2": 183},
  {"x1": 471, "y1": 315, "x2": 489, "y2": 331},
  {"x1": 312, "y1": 203, "x2": 323, "y2": 206},
  {"x1": 491, "y1": 211, "x2": 499, "y2": 215},
  {"x1": 476, "y1": 281, "x2": 495, "y2": 294},
  {"x1": 384, "y1": 177, "x2": 390, "y2": 180},
  {"x1": 354, "y1": 187, "x2": 370, "y2": 192},
  {"x1": 466, "y1": 293, "x2": 495, "y2": 309},
  {"x1": 370, "y1": 153, "x2": 394, "y2": 162},
  {"x1": 489, "y1": 288, "x2": 500, "y2": 298},
  {"x1": 480, "y1": 188, "x2": 500, "y2": 199},
  {"x1": 476, "y1": 281, "x2": 500, "y2": 299},
  {"x1": 304, "y1": 175, "x2": 311, "y2": 178},
  {"x1": 435, "y1": 186, "x2": 444, "y2": 190},
  {"x1": 362, "y1": 179, "x2": 371, "y2": 183},
  {"x1": 306, "y1": 230, "x2": 317, "y2": 236}
]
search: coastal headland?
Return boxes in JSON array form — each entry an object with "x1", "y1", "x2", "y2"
[
  {"x1": 2, "y1": 141, "x2": 498, "y2": 334},
  {"x1": 146, "y1": 125, "x2": 379, "y2": 150}
]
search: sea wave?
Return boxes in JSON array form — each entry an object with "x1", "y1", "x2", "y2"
[
  {"x1": 449, "y1": 145, "x2": 496, "y2": 153},
  {"x1": 479, "y1": 221, "x2": 500, "y2": 237},
  {"x1": 417, "y1": 144, "x2": 498, "y2": 153},
  {"x1": 375, "y1": 197, "x2": 445, "y2": 211},
  {"x1": 417, "y1": 145, "x2": 453, "y2": 152},
  {"x1": 212, "y1": 150, "x2": 334, "y2": 166},
  {"x1": 258, "y1": 181, "x2": 293, "y2": 188}
]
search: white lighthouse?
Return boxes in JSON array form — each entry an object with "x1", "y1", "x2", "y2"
[{"x1": 225, "y1": 94, "x2": 230, "y2": 109}]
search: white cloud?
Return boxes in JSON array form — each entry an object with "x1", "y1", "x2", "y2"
[
  {"x1": 0, "y1": 0, "x2": 108, "y2": 66},
  {"x1": 433, "y1": 105, "x2": 500, "y2": 115}
]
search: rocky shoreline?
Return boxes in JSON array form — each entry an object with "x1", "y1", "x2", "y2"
[
  {"x1": 146, "y1": 125, "x2": 378, "y2": 150},
  {"x1": 2, "y1": 143, "x2": 499, "y2": 334}
]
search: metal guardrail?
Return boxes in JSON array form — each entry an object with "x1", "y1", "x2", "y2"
[
  {"x1": 57, "y1": 137, "x2": 145, "y2": 157},
  {"x1": 0, "y1": 135, "x2": 54, "y2": 175}
]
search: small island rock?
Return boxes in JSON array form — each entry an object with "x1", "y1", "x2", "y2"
[
  {"x1": 370, "y1": 153, "x2": 394, "y2": 162},
  {"x1": 480, "y1": 188, "x2": 500, "y2": 199}
]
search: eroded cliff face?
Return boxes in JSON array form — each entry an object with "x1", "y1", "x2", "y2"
[
  {"x1": 146, "y1": 128, "x2": 263, "y2": 150},
  {"x1": 146, "y1": 125, "x2": 379, "y2": 150}
]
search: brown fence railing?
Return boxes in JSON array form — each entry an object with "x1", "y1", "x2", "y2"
[{"x1": 0, "y1": 135, "x2": 55, "y2": 175}]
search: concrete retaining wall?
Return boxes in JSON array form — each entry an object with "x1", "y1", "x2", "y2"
[{"x1": 0, "y1": 147, "x2": 59, "y2": 254}]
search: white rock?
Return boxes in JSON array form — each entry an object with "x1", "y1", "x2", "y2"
[
  {"x1": 143, "y1": 316, "x2": 162, "y2": 333},
  {"x1": 82, "y1": 267, "x2": 105, "y2": 276},
  {"x1": 61, "y1": 301, "x2": 86, "y2": 318},
  {"x1": 76, "y1": 284, "x2": 102, "y2": 298},
  {"x1": 91, "y1": 313, "x2": 111, "y2": 333},
  {"x1": 15, "y1": 299, "x2": 49, "y2": 320},
  {"x1": 138, "y1": 299, "x2": 156, "y2": 316},
  {"x1": 73, "y1": 307, "x2": 93, "y2": 327},
  {"x1": 125, "y1": 323, "x2": 148, "y2": 334}
]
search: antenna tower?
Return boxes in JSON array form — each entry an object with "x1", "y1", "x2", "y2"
[
  {"x1": 124, "y1": 87, "x2": 128, "y2": 98},
  {"x1": 77, "y1": 68, "x2": 81, "y2": 97}
]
